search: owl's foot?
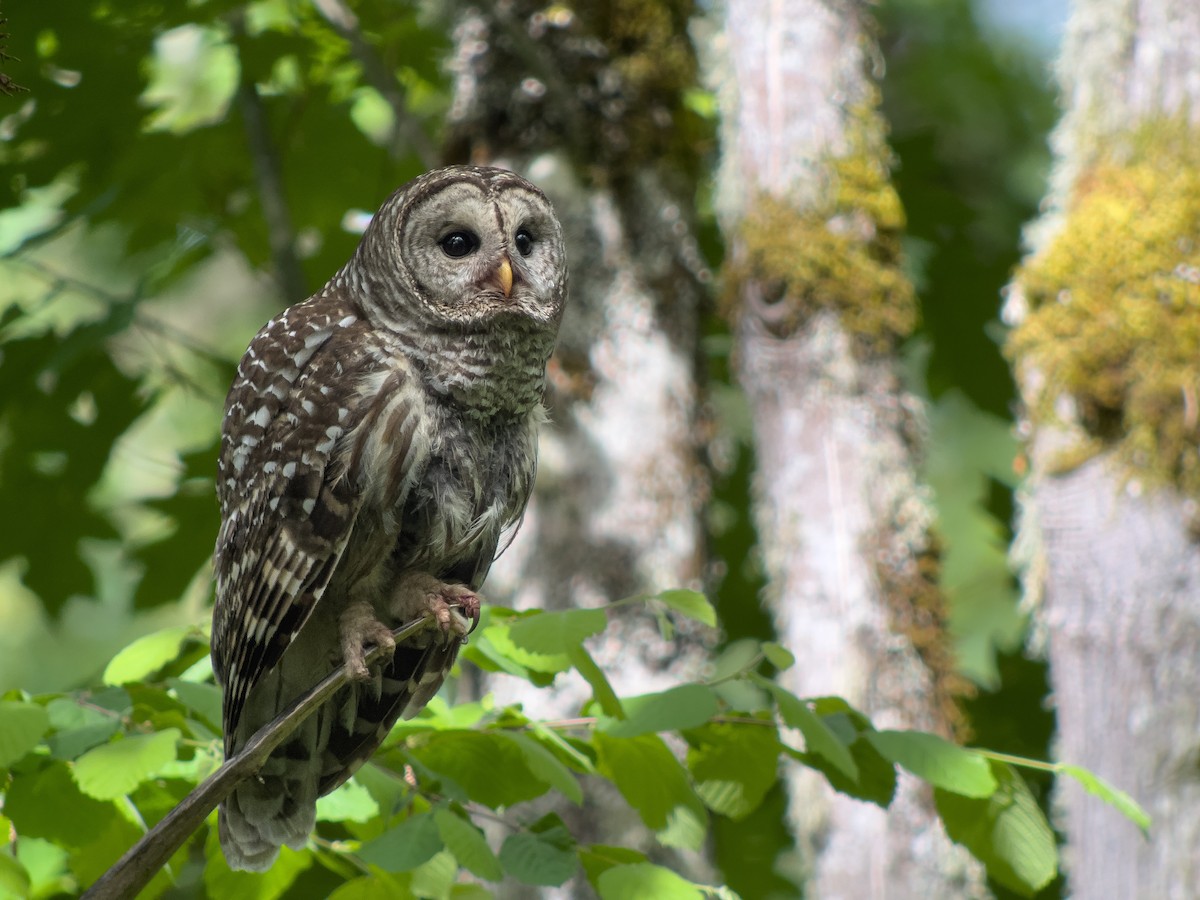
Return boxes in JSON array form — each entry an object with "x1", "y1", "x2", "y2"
[
  {"x1": 425, "y1": 583, "x2": 481, "y2": 640},
  {"x1": 390, "y1": 573, "x2": 482, "y2": 644},
  {"x1": 339, "y1": 600, "x2": 397, "y2": 681}
]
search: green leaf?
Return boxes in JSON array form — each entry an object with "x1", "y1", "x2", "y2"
[
  {"x1": 598, "y1": 863, "x2": 704, "y2": 900},
  {"x1": 499, "y1": 813, "x2": 577, "y2": 886},
  {"x1": 867, "y1": 731, "x2": 997, "y2": 797},
  {"x1": 709, "y1": 640, "x2": 761, "y2": 682},
  {"x1": 506, "y1": 608, "x2": 607, "y2": 655},
  {"x1": 478, "y1": 623, "x2": 572, "y2": 675},
  {"x1": 410, "y1": 732, "x2": 549, "y2": 808},
  {"x1": 686, "y1": 722, "x2": 781, "y2": 820},
  {"x1": 761, "y1": 642, "x2": 795, "y2": 671},
  {"x1": 501, "y1": 731, "x2": 583, "y2": 804},
  {"x1": 935, "y1": 761, "x2": 1057, "y2": 896},
  {"x1": 761, "y1": 681, "x2": 857, "y2": 780},
  {"x1": 1059, "y1": 763, "x2": 1150, "y2": 834},
  {"x1": 580, "y1": 844, "x2": 649, "y2": 889},
  {"x1": 44, "y1": 697, "x2": 121, "y2": 760},
  {"x1": 315, "y1": 778, "x2": 380, "y2": 823},
  {"x1": 0, "y1": 701, "x2": 50, "y2": 767},
  {"x1": 654, "y1": 589, "x2": 717, "y2": 627},
  {"x1": 359, "y1": 813, "x2": 443, "y2": 873},
  {"x1": 411, "y1": 849, "x2": 457, "y2": 900},
  {"x1": 141, "y1": 25, "x2": 239, "y2": 134},
  {"x1": 327, "y1": 873, "x2": 416, "y2": 900},
  {"x1": 0, "y1": 850, "x2": 31, "y2": 899},
  {"x1": 102, "y1": 626, "x2": 195, "y2": 685},
  {"x1": 434, "y1": 808, "x2": 502, "y2": 881},
  {"x1": 567, "y1": 644, "x2": 625, "y2": 718},
  {"x1": 167, "y1": 678, "x2": 223, "y2": 727},
  {"x1": 3, "y1": 761, "x2": 118, "y2": 848},
  {"x1": 598, "y1": 684, "x2": 719, "y2": 738},
  {"x1": 71, "y1": 728, "x2": 180, "y2": 800},
  {"x1": 593, "y1": 732, "x2": 707, "y2": 849}
]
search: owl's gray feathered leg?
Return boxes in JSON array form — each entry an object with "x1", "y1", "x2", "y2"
[{"x1": 339, "y1": 600, "x2": 398, "y2": 682}]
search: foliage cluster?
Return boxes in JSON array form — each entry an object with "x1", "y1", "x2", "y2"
[
  {"x1": 1009, "y1": 126, "x2": 1200, "y2": 493},
  {"x1": 1, "y1": 590, "x2": 1144, "y2": 899}
]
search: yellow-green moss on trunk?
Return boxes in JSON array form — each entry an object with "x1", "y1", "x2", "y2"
[
  {"x1": 1008, "y1": 125, "x2": 1200, "y2": 493},
  {"x1": 724, "y1": 106, "x2": 915, "y2": 353}
]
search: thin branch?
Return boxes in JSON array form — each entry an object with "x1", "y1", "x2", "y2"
[
  {"x1": 311, "y1": 0, "x2": 438, "y2": 168},
  {"x1": 82, "y1": 615, "x2": 434, "y2": 900}
]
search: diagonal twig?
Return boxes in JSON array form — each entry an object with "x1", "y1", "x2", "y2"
[{"x1": 82, "y1": 614, "x2": 434, "y2": 900}]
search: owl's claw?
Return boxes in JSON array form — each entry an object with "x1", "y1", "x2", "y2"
[
  {"x1": 425, "y1": 584, "x2": 481, "y2": 644},
  {"x1": 340, "y1": 601, "x2": 396, "y2": 681}
]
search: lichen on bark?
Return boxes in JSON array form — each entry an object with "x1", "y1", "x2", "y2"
[
  {"x1": 1008, "y1": 121, "x2": 1200, "y2": 493},
  {"x1": 723, "y1": 100, "x2": 915, "y2": 352}
]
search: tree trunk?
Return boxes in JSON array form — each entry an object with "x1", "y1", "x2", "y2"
[
  {"x1": 440, "y1": 0, "x2": 712, "y2": 712},
  {"x1": 712, "y1": 1, "x2": 986, "y2": 896},
  {"x1": 1006, "y1": 0, "x2": 1200, "y2": 895}
]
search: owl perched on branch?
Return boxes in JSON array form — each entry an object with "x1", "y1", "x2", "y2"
[{"x1": 211, "y1": 166, "x2": 567, "y2": 871}]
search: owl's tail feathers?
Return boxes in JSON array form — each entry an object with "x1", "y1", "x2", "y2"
[{"x1": 218, "y1": 744, "x2": 320, "y2": 871}]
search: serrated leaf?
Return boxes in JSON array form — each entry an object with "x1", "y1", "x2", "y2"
[
  {"x1": 654, "y1": 590, "x2": 717, "y2": 627},
  {"x1": 686, "y1": 722, "x2": 781, "y2": 820},
  {"x1": 598, "y1": 862, "x2": 704, "y2": 900},
  {"x1": 935, "y1": 761, "x2": 1057, "y2": 896},
  {"x1": 71, "y1": 728, "x2": 180, "y2": 800},
  {"x1": 315, "y1": 778, "x2": 379, "y2": 823},
  {"x1": 410, "y1": 731, "x2": 548, "y2": 808},
  {"x1": 434, "y1": 808, "x2": 502, "y2": 881},
  {"x1": 1058, "y1": 763, "x2": 1150, "y2": 834},
  {"x1": 479, "y1": 623, "x2": 572, "y2": 674},
  {"x1": 500, "y1": 816, "x2": 578, "y2": 887},
  {"x1": 359, "y1": 813, "x2": 443, "y2": 872},
  {"x1": 44, "y1": 698, "x2": 121, "y2": 760},
  {"x1": 593, "y1": 732, "x2": 707, "y2": 849},
  {"x1": 761, "y1": 681, "x2": 857, "y2": 780},
  {"x1": 599, "y1": 684, "x2": 719, "y2": 738},
  {"x1": 567, "y1": 644, "x2": 624, "y2": 718},
  {"x1": 103, "y1": 626, "x2": 195, "y2": 685},
  {"x1": 868, "y1": 731, "x2": 997, "y2": 798},
  {"x1": 506, "y1": 608, "x2": 607, "y2": 655},
  {"x1": 0, "y1": 701, "x2": 50, "y2": 767},
  {"x1": 502, "y1": 731, "x2": 583, "y2": 804}
]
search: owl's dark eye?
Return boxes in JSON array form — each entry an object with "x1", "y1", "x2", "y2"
[
  {"x1": 515, "y1": 228, "x2": 535, "y2": 257},
  {"x1": 439, "y1": 231, "x2": 479, "y2": 258}
]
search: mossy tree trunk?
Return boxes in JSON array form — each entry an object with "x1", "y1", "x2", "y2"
[
  {"x1": 712, "y1": 1, "x2": 985, "y2": 896},
  {"x1": 1006, "y1": 0, "x2": 1200, "y2": 894}
]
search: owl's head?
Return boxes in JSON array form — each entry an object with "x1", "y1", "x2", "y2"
[{"x1": 349, "y1": 166, "x2": 567, "y2": 338}]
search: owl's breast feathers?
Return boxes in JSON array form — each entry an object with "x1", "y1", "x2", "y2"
[{"x1": 213, "y1": 289, "x2": 541, "y2": 740}]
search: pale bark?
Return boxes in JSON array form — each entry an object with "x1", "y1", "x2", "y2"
[
  {"x1": 712, "y1": 1, "x2": 986, "y2": 896},
  {"x1": 1007, "y1": 1, "x2": 1200, "y2": 896}
]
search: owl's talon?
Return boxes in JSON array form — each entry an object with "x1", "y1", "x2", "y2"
[{"x1": 340, "y1": 601, "x2": 397, "y2": 682}]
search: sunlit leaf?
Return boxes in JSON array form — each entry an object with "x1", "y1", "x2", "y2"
[
  {"x1": 1059, "y1": 764, "x2": 1150, "y2": 834},
  {"x1": 935, "y1": 761, "x2": 1057, "y2": 896},
  {"x1": 598, "y1": 684, "x2": 718, "y2": 738},
  {"x1": 867, "y1": 731, "x2": 996, "y2": 798},
  {"x1": 593, "y1": 733, "x2": 707, "y2": 849},
  {"x1": 598, "y1": 863, "x2": 703, "y2": 900},
  {"x1": 102, "y1": 625, "x2": 195, "y2": 685},
  {"x1": 72, "y1": 729, "x2": 180, "y2": 800},
  {"x1": 506, "y1": 608, "x2": 607, "y2": 655},
  {"x1": 653, "y1": 589, "x2": 717, "y2": 627}
]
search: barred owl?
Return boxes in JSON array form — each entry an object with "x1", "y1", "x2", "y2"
[{"x1": 211, "y1": 166, "x2": 567, "y2": 871}]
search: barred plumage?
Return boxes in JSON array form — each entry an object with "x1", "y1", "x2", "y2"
[{"x1": 212, "y1": 166, "x2": 567, "y2": 870}]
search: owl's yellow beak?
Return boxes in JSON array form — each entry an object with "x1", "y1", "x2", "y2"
[{"x1": 497, "y1": 257, "x2": 514, "y2": 298}]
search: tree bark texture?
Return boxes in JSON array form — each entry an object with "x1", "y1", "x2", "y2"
[
  {"x1": 713, "y1": 1, "x2": 986, "y2": 896},
  {"x1": 1007, "y1": 0, "x2": 1200, "y2": 896}
]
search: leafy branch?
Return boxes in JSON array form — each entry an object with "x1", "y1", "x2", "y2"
[{"x1": 80, "y1": 615, "x2": 434, "y2": 900}]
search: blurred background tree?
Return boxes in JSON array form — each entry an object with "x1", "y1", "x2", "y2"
[{"x1": 1, "y1": 0, "x2": 1144, "y2": 897}]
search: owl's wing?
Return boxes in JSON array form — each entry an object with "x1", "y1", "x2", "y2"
[{"x1": 212, "y1": 300, "x2": 386, "y2": 742}]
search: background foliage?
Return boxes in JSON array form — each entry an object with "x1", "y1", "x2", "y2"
[{"x1": 0, "y1": 0, "x2": 1135, "y2": 897}]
